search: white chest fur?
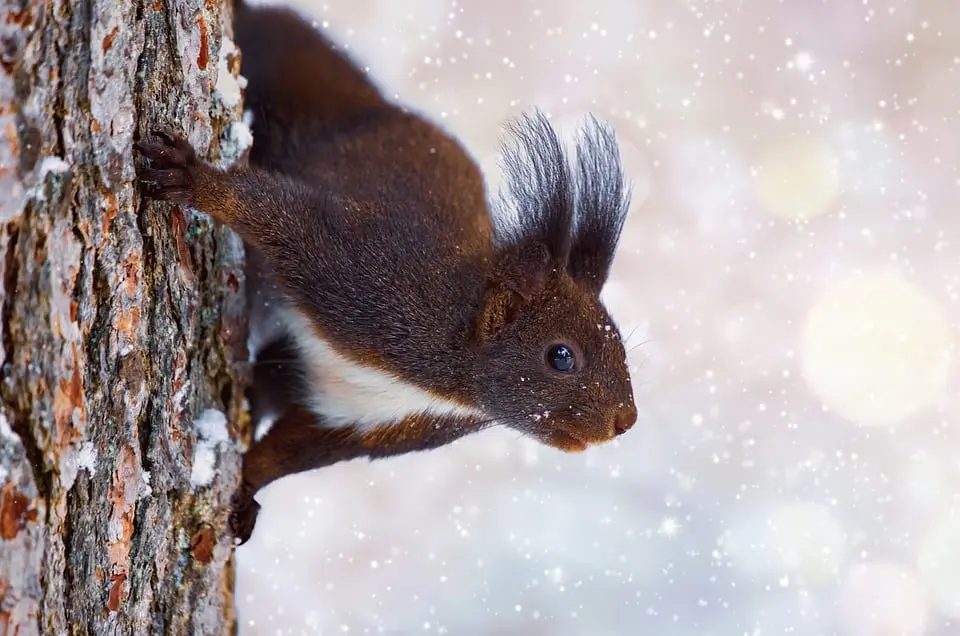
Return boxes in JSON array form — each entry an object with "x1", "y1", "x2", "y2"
[{"x1": 281, "y1": 309, "x2": 482, "y2": 432}]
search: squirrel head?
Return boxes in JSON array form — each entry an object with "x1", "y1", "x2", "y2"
[{"x1": 472, "y1": 110, "x2": 637, "y2": 452}]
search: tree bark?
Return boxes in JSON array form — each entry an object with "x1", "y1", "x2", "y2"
[{"x1": 0, "y1": 1, "x2": 248, "y2": 634}]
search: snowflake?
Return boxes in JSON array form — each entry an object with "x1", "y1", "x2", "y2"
[{"x1": 657, "y1": 516, "x2": 682, "y2": 537}]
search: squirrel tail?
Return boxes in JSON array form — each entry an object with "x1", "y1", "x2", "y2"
[{"x1": 233, "y1": 2, "x2": 385, "y2": 153}]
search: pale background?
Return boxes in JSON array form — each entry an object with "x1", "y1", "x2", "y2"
[{"x1": 235, "y1": 0, "x2": 960, "y2": 634}]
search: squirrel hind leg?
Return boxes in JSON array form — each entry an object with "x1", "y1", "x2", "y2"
[{"x1": 229, "y1": 482, "x2": 261, "y2": 546}]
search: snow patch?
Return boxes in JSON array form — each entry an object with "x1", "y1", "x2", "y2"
[
  {"x1": 218, "y1": 120, "x2": 254, "y2": 168},
  {"x1": 214, "y1": 36, "x2": 248, "y2": 110},
  {"x1": 191, "y1": 446, "x2": 218, "y2": 488},
  {"x1": 0, "y1": 412, "x2": 17, "y2": 442},
  {"x1": 26, "y1": 155, "x2": 72, "y2": 203},
  {"x1": 60, "y1": 449, "x2": 80, "y2": 491},
  {"x1": 172, "y1": 380, "x2": 191, "y2": 414},
  {"x1": 229, "y1": 121, "x2": 253, "y2": 151},
  {"x1": 0, "y1": 175, "x2": 25, "y2": 224},
  {"x1": 38, "y1": 156, "x2": 70, "y2": 179},
  {"x1": 139, "y1": 471, "x2": 153, "y2": 499},
  {"x1": 0, "y1": 111, "x2": 25, "y2": 222},
  {"x1": 77, "y1": 442, "x2": 98, "y2": 474},
  {"x1": 196, "y1": 408, "x2": 230, "y2": 443},
  {"x1": 107, "y1": 516, "x2": 125, "y2": 542},
  {"x1": 60, "y1": 435, "x2": 98, "y2": 490},
  {"x1": 191, "y1": 408, "x2": 231, "y2": 487}
]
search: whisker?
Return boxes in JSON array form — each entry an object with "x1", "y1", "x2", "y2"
[
  {"x1": 509, "y1": 429, "x2": 528, "y2": 444},
  {"x1": 627, "y1": 338, "x2": 652, "y2": 355},
  {"x1": 470, "y1": 413, "x2": 530, "y2": 431},
  {"x1": 624, "y1": 321, "x2": 643, "y2": 345}
]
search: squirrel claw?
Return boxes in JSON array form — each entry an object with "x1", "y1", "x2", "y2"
[
  {"x1": 135, "y1": 130, "x2": 199, "y2": 205},
  {"x1": 138, "y1": 166, "x2": 191, "y2": 189},
  {"x1": 143, "y1": 129, "x2": 197, "y2": 157},
  {"x1": 149, "y1": 128, "x2": 178, "y2": 144},
  {"x1": 229, "y1": 482, "x2": 261, "y2": 546}
]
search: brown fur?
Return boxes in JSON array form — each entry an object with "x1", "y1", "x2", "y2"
[{"x1": 136, "y1": 0, "x2": 637, "y2": 545}]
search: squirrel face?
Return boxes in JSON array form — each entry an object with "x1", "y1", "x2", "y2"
[
  {"x1": 471, "y1": 111, "x2": 637, "y2": 452},
  {"x1": 474, "y1": 270, "x2": 636, "y2": 451}
]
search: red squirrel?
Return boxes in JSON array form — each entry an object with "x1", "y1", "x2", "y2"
[{"x1": 136, "y1": 0, "x2": 637, "y2": 545}]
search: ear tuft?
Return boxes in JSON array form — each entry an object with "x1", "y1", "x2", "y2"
[
  {"x1": 492, "y1": 110, "x2": 575, "y2": 266},
  {"x1": 567, "y1": 116, "x2": 632, "y2": 295},
  {"x1": 490, "y1": 110, "x2": 631, "y2": 297}
]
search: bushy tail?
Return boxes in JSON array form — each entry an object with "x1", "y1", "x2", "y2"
[{"x1": 232, "y1": 1, "x2": 386, "y2": 167}]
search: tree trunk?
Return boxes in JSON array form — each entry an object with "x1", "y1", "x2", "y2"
[{"x1": 0, "y1": 1, "x2": 249, "y2": 634}]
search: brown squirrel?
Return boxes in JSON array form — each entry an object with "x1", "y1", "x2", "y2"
[{"x1": 135, "y1": 0, "x2": 637, "y2": 545}]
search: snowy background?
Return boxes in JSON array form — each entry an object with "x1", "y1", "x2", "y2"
[{"x1": 235, "y1": 0, "x2": 960, "y2": 634}]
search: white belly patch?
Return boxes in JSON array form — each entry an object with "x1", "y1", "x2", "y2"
[{"x1": 282, "y1": 308, "x2": 482, "y2": 432}]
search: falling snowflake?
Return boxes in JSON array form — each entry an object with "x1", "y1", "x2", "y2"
[{"x1": 658, "y1": 517, "x2": 682, "y2": 537}]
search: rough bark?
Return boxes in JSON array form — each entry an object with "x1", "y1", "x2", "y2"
[{"x1": 0, "y1": 1, "x2": 249, "y2": 634}]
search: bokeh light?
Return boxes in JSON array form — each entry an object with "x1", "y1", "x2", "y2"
[
  {"x1": 800, "y1": 270, "x2": 954, "y2": 427},
  {"x1": 837, "y1": 561, "x2": 929, "y2": 636},
  {"x1": 754, "y1": 136, "x2": 841, "y2": 222},
  {"x1": 917, "y1": 509, "x2": 960, "y2": 620},
  {"x1": 719, "y1": 501, "x2": 846, "y2": 586}
]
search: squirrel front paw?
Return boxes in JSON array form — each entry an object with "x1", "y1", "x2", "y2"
[
  {"x1": 135, "y1": 130, "x2": 200, "y2": 206},
  {"x1": 229, "y1": 481, "x2": 261, "y2": 546}
]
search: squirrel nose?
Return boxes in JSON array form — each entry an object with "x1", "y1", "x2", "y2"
[{"x1": 613, "y1": 404, "x2": 637, "y2": 436}]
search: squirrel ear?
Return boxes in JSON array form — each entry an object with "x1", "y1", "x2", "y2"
[
  {"x1": 476, "y1": 283, "x2": 523, "y2": 340},
  {"x1": 494, "y1": 241, "x2": 551, "y2": 300},
  {"x1": 476, "y1": 242, "x2": 551, "y2": 340}
]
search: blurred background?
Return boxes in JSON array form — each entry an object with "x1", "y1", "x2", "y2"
[{"x1": 235, "y1": 0, "x2": 959, "y2": 633}]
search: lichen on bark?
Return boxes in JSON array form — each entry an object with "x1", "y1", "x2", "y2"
[{"x1": 0, "y1": 0, "x2": 250, "y2": 634}]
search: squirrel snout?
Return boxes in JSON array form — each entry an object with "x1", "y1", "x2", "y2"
[{"x1": 613, "y1": 403, "x2": 637, "y2": 437}]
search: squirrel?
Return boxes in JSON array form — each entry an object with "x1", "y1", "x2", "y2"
[{"x1": 135, "y1": 0, "x2": 638, "y2": 545}]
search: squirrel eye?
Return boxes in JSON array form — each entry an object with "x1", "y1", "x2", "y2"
[{"x1": 547, "y1": 344, "x2": 576, "y2": 372}]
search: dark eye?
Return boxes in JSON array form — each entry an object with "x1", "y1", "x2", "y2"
[{"x1": 547, "y1": 344, "x2": 576, "y2": 372}]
